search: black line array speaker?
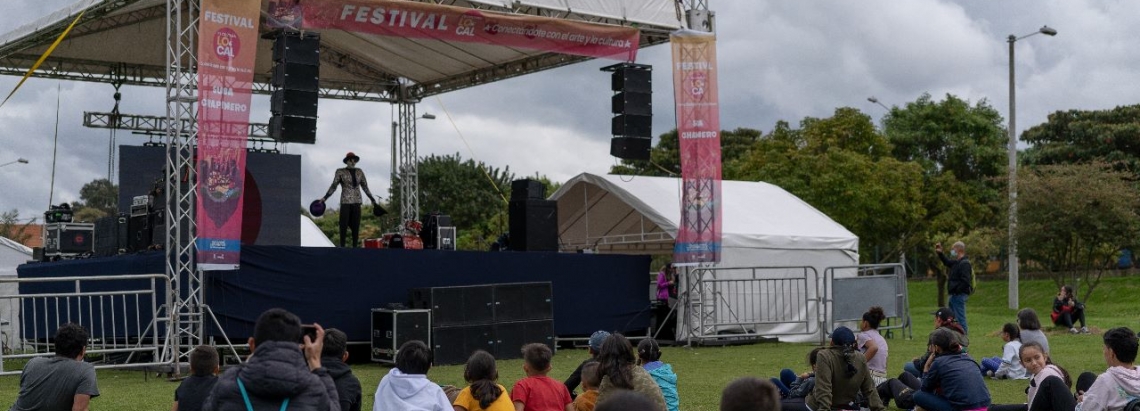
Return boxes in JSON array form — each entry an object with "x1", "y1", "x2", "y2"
[
  {"x1": 128, "y1": 214, "x2": 152, "y2": 251},
  {"x1": 508, "y1": 199, "x2": 558, "y2": 252},
  {"x1": 605, "y1": 63, "x2": 653, "y2": 160},
  {"x1": 510, "y1": 179, "x2": 546, "y2": 201},
  {"x1": 270, "y1": 30, "x2": 320, "y2": 144}
]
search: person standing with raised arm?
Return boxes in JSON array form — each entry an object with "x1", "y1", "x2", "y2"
[
  {"x1": 318, "y1": 152, "x2": 378, "y2": 248},
  {"x1": 936, "y1": 241, "x2": 972, "y2": 335}
]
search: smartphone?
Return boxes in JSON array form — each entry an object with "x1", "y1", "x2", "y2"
[{"x1": 300, "y1": 324, "x2": 318, "y2": 343}]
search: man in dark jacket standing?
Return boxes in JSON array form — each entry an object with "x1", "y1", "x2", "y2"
[
  {"x1": 322, "y1": 328, "x2": 362, "y2": 411},
  {"x1": 203, "y1": 308, "x2": 340, "y2": 411},
  {"x1": 936, "y1": 241, "x2": 972, "y2": 335}
]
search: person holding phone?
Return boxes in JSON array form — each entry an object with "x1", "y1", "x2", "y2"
[
  {"x1": 1052, "y1": 285, "x2": 1089, "y2": 334},
  {"x1": 935, "y1": 241, "x2": 972, "y2": 335}
]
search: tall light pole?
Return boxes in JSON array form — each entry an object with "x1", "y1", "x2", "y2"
[
  {"x1": 1008, "y1": 25, "x2": 1057, "y2": 310},
  {"x1": 867, "y1": 96, "x2": 890, "y2": 111},
  {"x1": 0, "y1": 158, "x2": 29, "y2": 168}
]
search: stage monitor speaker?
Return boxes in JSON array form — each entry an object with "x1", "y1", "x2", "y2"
[
  {"x1": 370, "y1": 309, "x2": 431, "y2": 364},
  {"x1": 492, "y1": 320, "x2": 554, "y2": 360},
  {"x1": 493, "y1": 282, "x2": 553, "y2": 322},
  {"x1": 269, "y1": 115, "x2": 317, "y2": 144},
  {"x1": 611, "y1": 66, "x2": 652, "y2": 93},
  {"x1": 272, "y1": 31, "x2": 320, "y2": 65},
  {"x1": 271, "y1": 89, "x2": 318, "y2": 117},
  {"x1": 432, "y1": 324, "x2": 494, "y2": 365},
  {"x1": 93, "y1": 214, "x2": 128, "y2": 257},
  {"x1": 128, "y1": 214, "x2": 152, "y2": 251},
  {"x1": 610, "y1": 137, "x2": 652, "y2": 161},
  {"x1": 508, "y1": 199, "x2": 558, "y2": 252},
  {"x1": 612, "y1": 91, "x2": 652, "y2": 116},
  {"x1": 510, "y1": 179, "x2": 545, "y2": 201},
  {"x1": 611, "y1": 114, "x2": 652, "y2": 138},
  {"x1": 272, "y1": 63, "x2": 319, "y2": 91},
  {"x1": 420, "y1": 212, "x2": 452, "y2": 249},
  {"x1": 437, "y1": 227, "x2": 456, "y2": 251},
  {"x1": 429, "y1": 285, "x2": 494, "y2": 327}
]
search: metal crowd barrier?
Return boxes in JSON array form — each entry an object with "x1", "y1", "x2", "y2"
[
  {"x1": 0, "y1": 274, "x2": 171, "y2": 375},
  {"x1": 683, "y1": 266, "x2": 821, "y2": 342},
  {"x1": 822, "y1": 263, "x2": 911, "y2": 341}
]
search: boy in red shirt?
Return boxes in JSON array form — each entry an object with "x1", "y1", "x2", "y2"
[{"x1": 512, "y1": 343, "x2": 573, "y2": 411}]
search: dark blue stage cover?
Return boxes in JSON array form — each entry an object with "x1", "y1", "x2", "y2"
[{"x1": 18, "y1": 246, "x2": 651, "y2": 342}]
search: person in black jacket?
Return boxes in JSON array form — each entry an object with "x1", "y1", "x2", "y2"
[
  {"x1": 203, "y1": 308, "x2": 340, "y2": 411},
  {"x1": 322, "y1": 328, "x2": 361, "y2": 411},
  {"x1": 936, "y1": 241, "x2": 972, "y2": 335}
]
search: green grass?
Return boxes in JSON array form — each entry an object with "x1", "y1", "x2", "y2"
[{"x1": 2, "y1": 276, "x2": 1137, "y2": 410}]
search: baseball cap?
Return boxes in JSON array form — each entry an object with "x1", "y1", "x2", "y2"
[
  {"x1": 932, "y1": 307, "x2": 955, "y2": 322},
  {"x1": 588, "y1": 330, "x2": 611, "y2": 351},
  {"x1": 829, "y1": 326, "x2": 856, "y2": 346}
]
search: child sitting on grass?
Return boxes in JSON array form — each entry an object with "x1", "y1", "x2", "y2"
[
  {"x1": 512, "y1": 343, "x2": 574, "y2": 411},
  {"x1": 637, "y1": 338, "x2": 679, "y2": 411},
  {"x1": 374, "y1": 340, "x2": 452, "y2": 411},
  {"x1": 453, "y1": 350, "x2": 513, "y2": 411},
  {"x1": 172, "y1": 345, "x2": 219, "y2": 411},
  {"x1": 981, "y1": 323, "x2": 1029, "y2": 379},
  {"x1": 770, "y1": 347, "x2": 821, "y2": 399},
  {"x1": 573, "y1": 362, "x2": 601, "y2": 411}
]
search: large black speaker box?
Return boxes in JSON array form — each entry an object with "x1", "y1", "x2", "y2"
[
  {"x1": 493, "y1": 282, "x2": 553, "y2": 322},
  {"x1": 269, "y1": 115, "x2": 317, "y2": 144},
  {"x1": 272, "y1": 31, "x2": 320, "y2": 65},
  {"x1": 610, "y1": 136, "x2": 652, "y2": 161},
  {"x1": 272, "y1": 63, "x2": 319, "y2": 91},
  {"x1": 510, "y1": 179, "x2": 546, "y2": 201},
  {"x1": 611, "y1": 68, "x2": 651, "y2": 93},
  {"x1": 612, "y1": 92, "x2": 652, "y2": 116},
  {"x1": 493, "y1": 320, "x2": 554, "y2": 359},
  {"x1": 612, "y1": 114, "x2": 652, "y2": 138},
  {"x1": 128, "y1": 214, "x2": 151, "y2": 251},
  {"x1": 427, "y1": 285, "x2": 494, "y2": 327},
  {"x1": 94, "y1": 214, "x2": 128, "y2": 257},
  {"x1": 508, "y1": 199, "x2": 558, "y2": 252},
  {"x1": 271, "y1": 89, "x2": 318, "y2": 117},
  {"x1": 432, "y1": 324, "x2": 494, "y2": 365}
]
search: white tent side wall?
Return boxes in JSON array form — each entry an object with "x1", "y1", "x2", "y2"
[
  {"x1": 0, "y1": 237, "x2": 31, "y2": 351},
  {"x1": 551, "y1": 173, "x2": 859, "y2": 342}
]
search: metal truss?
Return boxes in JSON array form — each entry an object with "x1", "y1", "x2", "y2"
[
  {"x1": 83, "y1": 111, "x2": 279, "y2": 150},
  {"x1": 396, "y1": 97, "x2": 420, "y2": 224},
  {"x1": 161, "y1": 0, "x2": 200, "y2": 376}
]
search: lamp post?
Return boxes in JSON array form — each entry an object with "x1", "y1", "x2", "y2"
[
  {"x1": 0, "y1": 158, "x2": 29, "y2": 168},
  {"x1": 867, "y1": 96, "x2": 889, "y2": 111},
  {"x1": 390, "y1": 112, "x2": 436, "y2": 218},
  {"x1": 1008, "y1": 25, "x2": 1057, "y2": 310}
]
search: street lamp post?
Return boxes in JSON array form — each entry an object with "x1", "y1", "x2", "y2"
[
  {"x1": 1008, "y1": 25, "x2": 1057, "y2": 310},
  {"x1": 867, "y1": 96, "x2": 889, "y2": 111},
  {"x1": 0, "y1": 158, "x2": 29, "y2": 168}
]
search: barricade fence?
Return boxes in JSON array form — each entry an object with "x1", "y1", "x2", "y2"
[{"x1": 0, "y1": 274, "x2": 171, "y2": 375}]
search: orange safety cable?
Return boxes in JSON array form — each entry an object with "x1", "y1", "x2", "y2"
[{"x1": 0, "y1": 8, "x2": 88, "y2": 109}]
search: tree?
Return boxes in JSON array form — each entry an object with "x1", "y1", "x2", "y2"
[
  {"x1": 1018, "y1": 162, "x2": 1140, "y2": 301},
  {"x1": 69, "y1": 179, "x2": 119, "y2": 222},
  {"x1": 1022, "y1": 105, "x2": 1140, "y2": 175},
  {"x1": 731, "y1": 108, "x2": 926, "y2": 264},
  {"x1": 1, "y1": 209, "x2": 35, "y2": 245},
  {"x1": 611, "y1": 128, "x2": 762, "y2": 176}
]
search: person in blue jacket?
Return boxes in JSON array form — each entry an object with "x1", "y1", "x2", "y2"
[
  {"x1": 637, "y1": 338, "x2": 679, "y2": 411},
  {"x1": 914, "y1": 328, "x2": 991, "y2": 411}
]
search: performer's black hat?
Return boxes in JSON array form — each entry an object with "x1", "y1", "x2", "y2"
[
  {"x1": 309, "y1": 200, "x2": 326, "y2": 217},
  {"x1": 343, "y1": 152, "x2": 360, "y2": 164}
]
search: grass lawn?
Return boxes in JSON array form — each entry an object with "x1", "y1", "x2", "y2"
[{"x1": 2, "y1": 276, "x2": 1137, "y2": 410}]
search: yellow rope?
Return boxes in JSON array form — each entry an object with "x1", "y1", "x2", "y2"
[
  {"x1": 433, "y1": 96, "x2": 511, "y2": 206},
  {"x1": 0, "y1": 8, "x2": 88, "y2": 109}
]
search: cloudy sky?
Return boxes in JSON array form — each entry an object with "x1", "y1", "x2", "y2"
[{"x1": 2, "y1": 1, "x2": 1138, "y2": 222}]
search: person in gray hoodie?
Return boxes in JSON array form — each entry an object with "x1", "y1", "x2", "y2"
[
  {"x1": 203, "y1": 308, "x2": 340, "y2": 411},
  {"x1": 372, "y1": 340, "x2": 451, "y2": 411},
  {"x1": 1075, "y1": 327, "x2": 1140, "y2": 411}
]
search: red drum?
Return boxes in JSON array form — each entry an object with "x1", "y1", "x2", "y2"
[{"x1": 363, "y1": 238, "x2": 383, "y2": 249}]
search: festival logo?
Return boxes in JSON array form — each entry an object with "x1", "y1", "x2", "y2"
[
  {"x1": 686, "y1": 70, "x2": 707, "y2": 99},
  {"x1": 213, "y1": 27, "x2": 241, "y2": 62},
  {"x1": 456, "y1": 10, "x2": 482, "y2": 37},
  {"x1": 201, "y1": 151, "x2": 243, "y2": 228}
]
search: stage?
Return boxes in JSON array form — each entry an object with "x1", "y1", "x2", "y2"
[{"x1": 16, "y1": 246, "x2": 651, "y2": 344}]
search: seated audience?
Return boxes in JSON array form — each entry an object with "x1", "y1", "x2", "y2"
[
  {"x1": 596, "y1": 334, "x2": 667, "y2": 411},
  {"x1": 173, "y1": 345, "x2": 220, "y2": 411},
  {"x1": 1053, "y1": 285, "x2": 1090, "y2": 334},
  {"x1": 374, "y1": 340, "x2": 451, "y2": 411},
  {"x1": 720, "y1": 377, "x2": 781, "y2": 411},
  {"x1": 875, "y1": 372, "x2": 920, "y2": 410},
  {"x1": 453, "y1": 350, "x2": 513, "y2": 411},
  {"x1": 323, "y1": 329, "x2": 362, "y2": 411},
  {"x1": 787, "y1": 326, "x2": 884, "y2": 411},
  {"x1": 981, "y1": 323, "x2": 1029, "y2": 380},
  {"x1": 573, "y1": 362, "x2": 601, "y2": 411},
  {"x1": 565, "y1": 331, "x2": 610, "y2": 398},
  {"x1": 9, "y1": 323, "x2": 100, "y2": 411},
  {"x1": 770, "y1": 348, "x2": 821, "y2": 399},
  {"x1": 596, "y1": 391, "x2": 660, "y2": 411},
  {"x1": 904, "y1": 307, "x2": 969, "y2": 377},
  {"x1": 1075, "y1": 327, "x2": 1140, "y2": 411},
  {"x1": 913, "y1": 328, "x2": 991, "y2": 411},
  {"x1": 637, "y1": 338, "x2": 679, "y2": 411},
  {"x1": 857, "y1": 306, "x2": 890, "y2": 386},
  {"x1": 203, "y1": 308, "x2": 339, "y2": 411},
  {"x1": 512, "y1": 343, "x2": 574, "y2": 411},
  {"x1": 1018, "y1": 308, "x2": 1051, "y2": 355}
]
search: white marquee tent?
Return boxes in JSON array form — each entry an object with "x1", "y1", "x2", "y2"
[
  {"x1": 551, "y1": 173, "x2": 859, "y2": 341},
  {"x1": 0, "y1": 236, "x2": 32, "y2": 351}
]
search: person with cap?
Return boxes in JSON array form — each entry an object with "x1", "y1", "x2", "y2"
[
  {"x1": 936, "y1": 241, "x2": 973, "y2": 335},
  {"x1": 912, "y1": 328, "x2": 991, "y2": 411},
  {"x1": 786, "y1": 326, "x2": 884, "y2": 411},
  {"x1": 565, "y1": 330, "x2": 611, "y2": 398},
  {"x1": 904, "y1": 308, "x2": 970, "y2": 378},
  {"x1": 318, "y1": 152, "x2": 378, "y2": 248}
]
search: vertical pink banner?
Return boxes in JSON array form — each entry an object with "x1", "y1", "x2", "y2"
[
  {"x1": 196, "y1": 0, "x2": 259, "y2": 270},
  {"x1": 671, "y1": 30, "x2": 722, "y2": 264}
]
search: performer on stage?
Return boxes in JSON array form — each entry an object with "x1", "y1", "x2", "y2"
[{"x1": 318, "y1": 152, "x2": 377, "y2": 248}]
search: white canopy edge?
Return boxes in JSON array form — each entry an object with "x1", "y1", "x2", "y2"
[
  {"x1": 0, "y1": 0, "x2": 101, "y2": 47},
  {"x1": 300, "y1": 215, "x2": 334, "y2": 247}
]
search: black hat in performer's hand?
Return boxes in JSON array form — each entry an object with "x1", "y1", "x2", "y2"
[{"x1": 309, "y1": 200, "x2": 326, "y2": 217}]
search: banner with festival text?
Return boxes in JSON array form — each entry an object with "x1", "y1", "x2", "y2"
[
  {"x1": 196, "y1": 0, "x2": 259, "y2": 270},
  {"x1": 671, "y1": 30, "x2": 722, "y2": 264},
  {"x1": 265, "y1": 0, "x2": 639, "y2": 60}
]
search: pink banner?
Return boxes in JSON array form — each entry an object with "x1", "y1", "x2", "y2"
[
  {"x1": 196, "y1": 0, "x2": 260, "y2": 270},
  {"x1": 671, "y1": 30, "x2": 722, "y2": 264},
  {"x1": 266, "y1": 0, "x2": 639, "y2": 60}
]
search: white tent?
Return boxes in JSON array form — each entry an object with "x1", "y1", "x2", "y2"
[
  {"x1": 300, "y1": 216, "x2": 334, "y2": 247},
  {"x1": 0, "y1": 236, "x2": 31, "y2": 350},
  {"x1": 551, "y1": 173, "x2": 859, "y2": 341}
]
